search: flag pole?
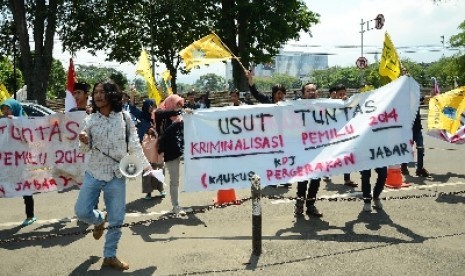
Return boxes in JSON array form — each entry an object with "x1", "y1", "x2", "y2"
[{"x1": 211, "y1": 31, "x2": 248, "y2": 72}]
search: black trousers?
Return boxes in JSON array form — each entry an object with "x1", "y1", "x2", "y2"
[
  {"x1": 296, "y1": 178, "x2": 321, "y2": 207},
  {"x1": 360, "y1": 167, "x2": 387, "y2": 203},
  {"x1": 23, "y1": 195, "x2": 34, "y2": 218}
]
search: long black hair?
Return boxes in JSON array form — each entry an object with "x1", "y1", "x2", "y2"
[{"x1": 91, "y1": 80, "x2": 123, "y2": 113}]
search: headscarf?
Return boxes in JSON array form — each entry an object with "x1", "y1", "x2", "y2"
[
  {"x1": 153, "y1": 94, "x2": 185, "y2": 122},
  {"x1": 0, "y1": 99, "x2": 25, "y2": 117},
  {"x1": 158, "y1": 94, "x2": 184, "y2": 110}
]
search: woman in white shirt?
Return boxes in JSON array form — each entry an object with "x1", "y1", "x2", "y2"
[{"x1": 75, "y1": 81, "x2": 151, "y2": 271}]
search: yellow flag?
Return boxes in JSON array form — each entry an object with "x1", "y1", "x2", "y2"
[
  {"x1": 379, "y1": 32, "x2": 401, "y2": 81},
  {"x1": 162, "y1": 70, "x2": 173, "y2": 95},
  {"x1": 180, "y1": 33, "x2": 233, "y2": 70},
  {"x1": 136, "y1": 48, "x2": 162, "y2": 105},
  {"x1": 428, "y1": 86, "x2": 465, "y2": 135},
  {"x1": 0, "y1": 83, "x2": 11, "y2": 103}
]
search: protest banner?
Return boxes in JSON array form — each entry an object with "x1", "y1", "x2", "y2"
[
  {"x1": 0, "y1": 112, "x2": 86, "y2": 198},
  {"x1": 184, "y1": 76, "x2": 420, "y2": 192}
]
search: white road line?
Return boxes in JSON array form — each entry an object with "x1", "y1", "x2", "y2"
[{"x1": 2, "y1": 183, "x2": 464, "y2": 227}]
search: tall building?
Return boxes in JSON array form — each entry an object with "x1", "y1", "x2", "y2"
[{"x1": 226, "y1": 49, "x2": 329, "y2": 80}]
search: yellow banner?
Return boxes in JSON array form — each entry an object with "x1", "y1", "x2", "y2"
[
  {"x1": 379, "y1": 32, "x2": 401, "y2": 81},
  {"x1": 180, "y1": 33, "x2": 233, "y2": 70},
  {"x1": 428, "y1": 86, "x2": 465, "y2": 135},
  {"x1": 136, "y1": 48, "x2": 162, "y2": 105},
  {"x1": 162, "y1": 70, "x2": 173, "y2": 95}
]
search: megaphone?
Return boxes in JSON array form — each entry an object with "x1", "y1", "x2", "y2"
[{"x1": 119, "y1": 154, "x2": 143, "y2": 178}]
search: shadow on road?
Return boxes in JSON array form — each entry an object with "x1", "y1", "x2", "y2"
[
  {"x1": 69, "y1": 255, "x2": 157, "y2": 276},
  {"x1": 129, "y1": 212, "x2": 207, "y2": 242},
  {"x1": 0, "y1": 219, "x2": 89, "y2": 250},
  {"x1": 125, "y1": 197, "x2": 164, "y2": 214},
  {"x1": 275, "y1": 209, "x2": 426, "y2": 245},
  {"x1": 435, "y1": 193, "x2": 465, "y2": 205}
]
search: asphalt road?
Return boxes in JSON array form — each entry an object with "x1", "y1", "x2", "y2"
[{"x1": 1, "y1": 114, "x2": 465, "y2": 275}]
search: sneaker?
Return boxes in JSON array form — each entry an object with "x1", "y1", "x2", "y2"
[
  {"x1": 143, "y1": 194, "x2": 152, "y2": 200},
  {"x1": 93, "y1": 212, "x2": 107, "y2": 240},
  {"x1": 102, "y1": 256, "x2": 129, "y2": 271},
  {"x1": 306, "y1": 206, "x2": 323, "y2": 217},
  {"x1": 363, "y1": 203, "x2": 372, "y2": 212},
  {"x1": 21, "y1": 217, "x2": 37, "y2": 227},
  {"x1": 373, "y1": 199, "x2": 383, "y2": 210},
  {"x1": 415, "y1": 168, "x2": 431, "y2": 178},
  {"x1": 323, "y1": 176, "x2": 331, "y2": 182},
  {"x1": 160, "y1": 191, "x2": 166, "y2": 198},
  {"x1": 172, "y1": 206, "x2": 186, "y2": 216}
]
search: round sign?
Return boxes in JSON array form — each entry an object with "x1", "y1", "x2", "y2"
[
  {"x1": 375, "y1": 14, "x2": 385, "y2": 30},
  {"x1": 356, "y1": 57, "x2": 368, "y2": 69}
]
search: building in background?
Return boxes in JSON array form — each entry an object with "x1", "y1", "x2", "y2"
[{"x1": 226, "y1": 49, "x2": 329, "y2": 81}]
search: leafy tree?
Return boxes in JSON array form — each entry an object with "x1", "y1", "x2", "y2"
[
  {"x1": 0, "y1": 56, "x2": 23, "y2": 95},
  {"x1": 59, "y1": 0, "x2": 217, "y2": 94},
  {"x1": 0, "y1": 0, "x2": 60, "y2": 105},
  {"x1": 450, "y1": 20, "x2": 465, "y2": 48},
  {"x1": 58, "y1": 0, "x2": 319, "y2": 93},
  {"x1": 75, "y1": 64, "x2": 128, "y2": 89},
  {"x1": 47, "y1": 58, "x2": 66, "y2": 99},
  {"x1": 194, "y1": 73, "x2": 227, "y2": 92},
  {"x1": 219, "y1": 0, "x2": 320, "y2": 91},
  {"x1": 252, "y1": 74, "x2": 300, "y2": 93}
]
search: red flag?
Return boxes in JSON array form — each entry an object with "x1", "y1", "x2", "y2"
[{"x1": 65, "y1": 58, "x2": 77, "y2": 112}]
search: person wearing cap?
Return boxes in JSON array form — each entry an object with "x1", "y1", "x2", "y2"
[
  {"x1": 1, "y1": 98, "x2": 37, "y2": 226},
  {"x1": 69, "y1": 82, "x2": 91, "y2": 113}
]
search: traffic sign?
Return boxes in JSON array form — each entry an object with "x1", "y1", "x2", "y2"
[
  {"x1": 356, "y1": 56, "x2": 368, "y2": 69},
  {"x1": 375, "y1": 14, "x2": 385, "y2": 29}
]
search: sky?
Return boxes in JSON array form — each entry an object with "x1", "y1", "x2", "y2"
[{"x1": 54, "y1": 0, "x2": 465, "y2": 84}]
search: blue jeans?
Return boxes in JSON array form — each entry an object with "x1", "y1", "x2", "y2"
[{"x1": 75, "y1": 172, "x2": 126, "y2": 258}]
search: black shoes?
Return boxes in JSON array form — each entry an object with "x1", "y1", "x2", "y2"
[
  {"x1": 305, "y1": 206, "x2": 323, "y2": 217},
  {"x1": 415, "y1": 168, "x2": 431, "y2": 178}
]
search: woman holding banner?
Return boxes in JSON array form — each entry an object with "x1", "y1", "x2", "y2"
[{"x1": 0, "y1": 99, "x2": 36, "y2": 227}]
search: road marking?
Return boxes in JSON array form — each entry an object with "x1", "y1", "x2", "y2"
[{"x1": 2, "y1": 183, "x2": 464, "y2": 227}]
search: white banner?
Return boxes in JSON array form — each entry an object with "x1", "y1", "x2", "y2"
[
  {"x1": 184, "y1": 76, "x2": 420, "y2": 192},
  {"x1": 0, "y1": 112, "x2": 86, "y2": 198}
]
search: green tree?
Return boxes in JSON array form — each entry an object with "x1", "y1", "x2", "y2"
[
  {"x1": 59, "y1": 0, "x2": 217, "y2": 94},
  {"x1": 59, "y1": 0, "x2": 319, "y2": 93},
  {"x1": 194, "y1": 73, "x2": 226, "y2": 92},
  {"x1": 0, "y1": 0, "x2": 60, "y2": 105},
  {"x1": 0, "y1": 56, "x2": 23, "y2": 94},
  {"x1": 219, "y1": 0, "x2": 320, "y2": 91},
  {"x1": 450, "y1": 20, "x2": 465, "y2": 48},
  {"x1": 47, "y1": 58, "x2": 66, "y2": 99},
  {"x1": 75, "y1": 65, "x2": 128, "y2": 89},
  {"x1": 253, "y1": 74, "x2": 300, "y2": 93}
]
